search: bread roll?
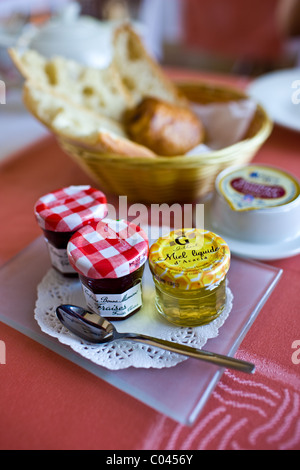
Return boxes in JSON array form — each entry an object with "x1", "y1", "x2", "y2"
[{"x1": 125, "y1": 97, "x2": 205, "y2": 156}]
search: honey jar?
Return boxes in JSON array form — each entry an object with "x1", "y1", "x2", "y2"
[{"x1": 149, "y1": 228, "x2": 231, "y2": 327}]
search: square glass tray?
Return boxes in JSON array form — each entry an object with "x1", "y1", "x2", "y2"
[{"x1": 0, "y1": 237, "x2": 282, "y2": 425}]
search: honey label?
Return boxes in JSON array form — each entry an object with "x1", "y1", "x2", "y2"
[
  {"x1": 160, "y1": 232, "x2": 219, "y2": 270},
  {"x1": 149, "y1": 229, "x2": 230, "y2": 290},
  {"x1": 218, "y1": 165, "x2": 300, "y2": 211}
]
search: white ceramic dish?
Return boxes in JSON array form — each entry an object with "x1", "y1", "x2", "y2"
[
  {"x1": 1, "y1": 2, "x2": 146, "y2": 69},
  {"x1": 205, "y1": 200, "x2": 300, "y2": 260},
  {"x1": 247, "y1": 68, "x2": 300, "y2": 132}
]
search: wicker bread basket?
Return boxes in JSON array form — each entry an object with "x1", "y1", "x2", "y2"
[{"x1": 58, "y1": 82, "x2": 272, "y2": 204}]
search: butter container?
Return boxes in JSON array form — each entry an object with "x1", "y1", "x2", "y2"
[
  {"x1": 210, "y1": 164, "x2": 300, "y2": 244},
  {"x1": 149, "y1": 228, "x2": 230, "y2": 327}
]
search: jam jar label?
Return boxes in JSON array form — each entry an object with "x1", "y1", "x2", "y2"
[
  {"x1": 46, "y1": 240, "x2": 76, "y2": 274},
  {"x1": 218, "y1": 165, "x2": 300, "y2": 211},
  {"x1": 82, "y1": 283, "x2": 142, "y2": 319}
]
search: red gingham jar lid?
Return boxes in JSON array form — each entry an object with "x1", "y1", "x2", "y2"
[
  {"x1": 67, "y1": 218, "x2": 149, "y2": 279},
  {"x1": 34, "y1": 185, "x2": 107, "y2": 232}
]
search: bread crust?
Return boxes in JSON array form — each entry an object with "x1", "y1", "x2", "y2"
[
  {"x1": 23, "y1": 81, "x2": 156, "y2": 159},
  {"x1": 73, "y1": 129, "x2": 157, "y2": 158},
  {"x1": 112, "y1": 24, "x2": 188, "y2": 108}
]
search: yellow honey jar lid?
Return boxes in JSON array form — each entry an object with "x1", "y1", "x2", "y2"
[{"x1": 149, "y1": 228, "x2": 230, "y2": 290}]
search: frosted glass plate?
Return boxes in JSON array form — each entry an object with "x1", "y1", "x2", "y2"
[{"x1": 0, "y1": 237, "x2": 282, "y2": 425}]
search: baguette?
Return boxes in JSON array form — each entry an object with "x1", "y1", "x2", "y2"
[
  {"x1": 23, "y1": 81, "x2": 156, "y2": 158},
  {"x1": 112, "y1": 24, "x2": 188, "y2": 108},
  {"x1": 9, "y1": 48, "x2": 132, "y2": 120},
  {"x1": 10, "y1": 25, "x2": 197, "y2": 159},
  {"x1": 9, "y1": 24, "x2": 189, "y2": 119}
]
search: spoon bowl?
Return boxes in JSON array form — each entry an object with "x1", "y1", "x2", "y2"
[
  {"x1": 56, "y1": 304, "x2": 255, "y2": 374},
  {"x1": 56, "y1": 304, "x2": 116, "y2": 343}
]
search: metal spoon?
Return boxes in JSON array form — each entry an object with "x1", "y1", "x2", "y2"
[{"x1": 56, "y1": 304, "x2": 255, "y2": 374}]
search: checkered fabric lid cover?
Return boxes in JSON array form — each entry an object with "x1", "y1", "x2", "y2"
[
  {"x1": 67, "y1": 218, "x2": 149, "y2": 279},
  {"x1": 34, "y1": 185, "x2": 107, "y2": 232}
]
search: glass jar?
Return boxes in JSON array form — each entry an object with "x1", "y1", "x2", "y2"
[
  {"x1": 67, "y1": 218, "x2": 149, "y2": 320},
  {"x1": 34, "y1": 185, "x2": 107, "y2": 276},
  {"x1": 149, "y1": 228, "x2": 230, "y2": 327}
]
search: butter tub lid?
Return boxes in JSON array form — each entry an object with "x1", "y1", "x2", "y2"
[
  {"x1": 149, "y1": 228, "x2": 230, "y2": 290},
  {"x1": 34, "y1": 185, "x2": 107, "y2": 232},
  {"x1": 217, "y1": 164, "x2": 300, "y2": 212}
]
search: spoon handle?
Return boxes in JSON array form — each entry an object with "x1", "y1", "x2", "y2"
[{"x1": 122, "y1": 333, "x2": 255, "y2": 374}]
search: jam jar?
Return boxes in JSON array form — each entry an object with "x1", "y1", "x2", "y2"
[
  {"x1": 34, "y1": 185, "x2": 107, "y2": 276},
  {"x1": 67, "y1": 218, "x2": 149, "y2": 320},
  {"x1": 149, "y1": 228, "x2": 230, "y2": 327}
]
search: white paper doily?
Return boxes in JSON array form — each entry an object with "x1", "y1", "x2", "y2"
[{"x1": 34, "y1": 267, "x2": 233, "y2": 370}]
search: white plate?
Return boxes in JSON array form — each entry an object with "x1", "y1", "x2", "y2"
[
  {"x1": 204, "y1": 198, "x2": 300, "y2": 261},
  {"x1": 247, "y1": 68, "x2": 300, "y2": 132}
]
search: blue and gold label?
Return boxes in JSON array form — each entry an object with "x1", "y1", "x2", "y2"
[{"x1": 218, "y1": 165, "x2": 300, "y2": 211}]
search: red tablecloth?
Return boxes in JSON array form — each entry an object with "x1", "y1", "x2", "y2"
[{"x1": 0, "y1": 70, "x2": 299, "y2": 450}]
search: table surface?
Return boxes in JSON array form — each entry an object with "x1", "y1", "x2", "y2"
[{"x1": 0, "y1": 69, "x2": 300, "y2": 451}]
